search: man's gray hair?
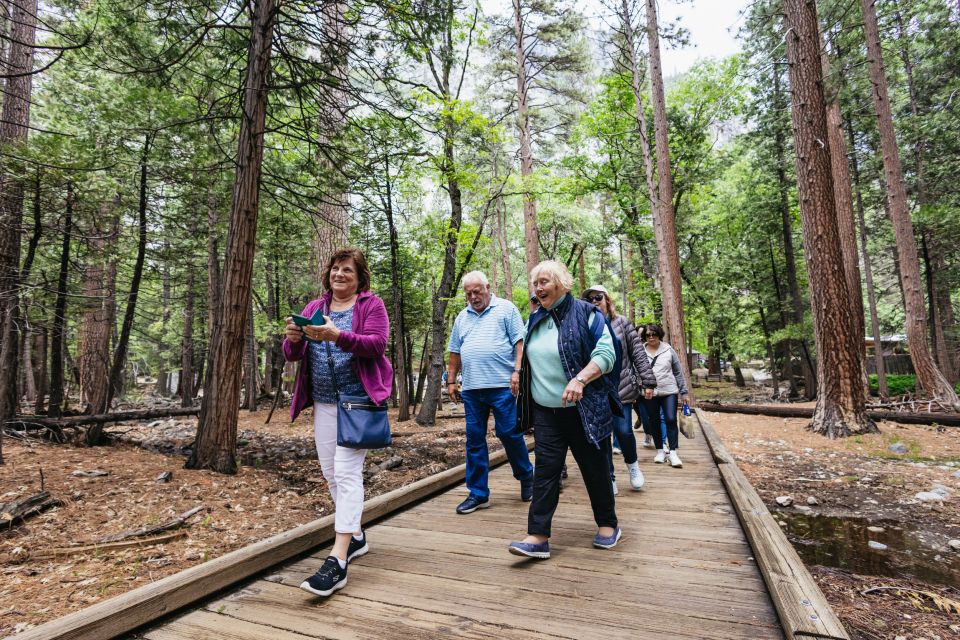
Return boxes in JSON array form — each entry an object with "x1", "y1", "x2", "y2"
[{"x1": 462, "y1": 271, "x2": 489, "y2": 287}]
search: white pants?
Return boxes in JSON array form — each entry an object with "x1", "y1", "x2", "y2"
[{"x1": 313, "y1": 402, "x2": 368, "y2": 534}]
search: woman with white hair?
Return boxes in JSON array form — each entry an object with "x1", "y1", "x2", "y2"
[{"x1": 508, "y1": 261, "x2": 623, "y2": 560}]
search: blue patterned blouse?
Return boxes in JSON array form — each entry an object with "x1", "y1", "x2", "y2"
[{"x1": 309, "y1": 306, "x2": 369, "y2": 404}]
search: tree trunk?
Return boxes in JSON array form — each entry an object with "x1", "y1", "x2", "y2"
[
  {"x1": 313, "y1": 0, "x2": 350, "y2": 284},
  {"x1": 384, "y1": 158, "x2": 410, "y2": 421},
  {"x1": 78, "y1": 195, "x2": 118, "y2": 416},
  {"x1": 204, "y1": 189, "x2": 221, "y2": 400},
  {"x1": 496, "y1": 194, "x2": 513, "y2": 302},
  {"x1": 783, "y1": 0, "x2": 876, "y2": 436},
  {"x1": 244, "y1": 299, "x2": 257, "y2": 411},
  {"x1": 645, "y1": 0, "x2": 693, "y2": 400},
  {"x1": 188, "y1": 0, "x2": 276, "y2": 473},
  {"x1": 181, "y1": 254, "x2": 196, "y2": 406},
  {"x1": 0, "y1": 0, "x2": 38, "y2": 444},
  {"x1": 859, "y1": 0, "x2": 958, "y2": 405},
  {"x1": 416, "y1": 125, "x2": 461, "y2": 426},
  {"x1": 106, "y1": 137, "x2": 151, "y2": 411},
  {"x1": 22, "y1": 318, "x2": 35, "y2": 402},
  {"x1": 48, "y1": 183, "x2": 73, "y2": 419},
  {"x1": 820, "y1": 41, "x2": 867, "y2": 391},
  {"x1": 156, "y1": 238, "x2": 173, "y2": 398},
  {"x1": 772, "y1": 68, "x2": 817, "y2": 399},
  {"x1": 513, "y1": 0, "x2": 540, "y2": 280},
  {"x1": 847, "y1": 116, "x2": 889, "y2": 398},
  {"x1": 34, "y1": 327, "x2": 47, "y2": 414}
]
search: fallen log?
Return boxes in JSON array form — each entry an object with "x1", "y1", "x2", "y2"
[
  {"x1": 4, "y1": 407, "x2": 200, "y2": 431},
  {"x1": 95, "y1": 505, "x2": 206, "y2": 544},
  {"x1": 699, "y1": 402, "x2": 960, "y2": 427},
  {"x1": 32, "y1": 531, "x2": 188, "y2": 559},
  {"x1": 1, "y1": 492, "x2": 64, "y2": 526}
]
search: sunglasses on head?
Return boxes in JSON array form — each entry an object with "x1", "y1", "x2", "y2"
[{"x1": 586, "y1": 294, "x2": 604, "y2": 303}]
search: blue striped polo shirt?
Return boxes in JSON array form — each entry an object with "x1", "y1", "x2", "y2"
[{"x1": 447, "y1": 295, "x2": 525, "y2": 391}]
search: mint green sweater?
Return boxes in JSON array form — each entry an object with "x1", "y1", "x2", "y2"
[{"x1": 525, "y1": 303, "x2": 615, "y2": 408}]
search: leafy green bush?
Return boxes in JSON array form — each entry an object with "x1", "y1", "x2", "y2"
[{"x1": 868, "y1": 374, "x2": 960, "y2": 396}]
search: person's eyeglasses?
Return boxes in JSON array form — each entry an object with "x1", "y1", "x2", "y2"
[{"x1": 587, "y1": 294, "x2": 604, "y2": 303}]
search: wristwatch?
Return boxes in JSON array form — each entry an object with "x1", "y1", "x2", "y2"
[{"x1": 575, "y1": 375, "x2": 587, "y2": 385}]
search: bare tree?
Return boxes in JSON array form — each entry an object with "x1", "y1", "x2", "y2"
[
  {"x1": 859, "y1": 0, "x2": 958, "y2": 405},
  {"x1": 783, "y1": 0, "x2": 876, "y2": 436}
]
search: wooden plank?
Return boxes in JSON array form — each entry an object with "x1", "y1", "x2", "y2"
[
  {"x1": 699, "y1": 401, "x2": 960, "y2": 427},
  {"x1": 13, "y1": 446, "x2": 522, "y2": 640},
  {"x1": 696, "y1": 409, "x2": 850, "y2": 640},
  {"x1": 143, "y1": 608, "x2": 315, "y2": 640}
]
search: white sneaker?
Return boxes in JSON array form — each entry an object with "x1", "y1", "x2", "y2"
[
  {"x1": 627, "y1": 462, "x2": 645, "y2": 490},
  {"x1": 653, "y1": 450, "x2": 667, "y2": 464},
  {"x1": 642, "y1": 434, "x2": 655, "y2": 449},
  {"x1": 611, "y1": 480, "x2": 619, "y2": 496},
  {"x1": 668, "y1": 451, "x2": 683, "y2": 468},
  {"x1": 612, "y1": 446, "x2": 622, "y2": 455}
]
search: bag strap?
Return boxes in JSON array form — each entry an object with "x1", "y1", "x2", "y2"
[{"x1": 321, "y1": 302, "x2": 340, "y2": 400}]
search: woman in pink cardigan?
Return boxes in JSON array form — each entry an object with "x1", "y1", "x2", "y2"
[{"x1": 283, "y1": 247, "x2": 392, "y2": 598}]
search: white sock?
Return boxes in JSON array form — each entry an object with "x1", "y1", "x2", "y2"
[
  {"x1": 336, "y1": 557, "x2": 346, "y2": 569},
  {"x1": 353, "y1": 532, "x2": 364, "y2": 541}
]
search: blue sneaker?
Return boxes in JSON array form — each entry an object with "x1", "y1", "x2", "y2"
[
  {"x1": 347, "y1": 531, "x2": 368, "y2": 562},
  {"x1": 520, "y1": 477, "x2": 534, "y2": 502},
  {"x1": 508, "y1": 540, "x2": 551, "y2": 559},
  {"x1": 300, "y1": 556, "x2": 347, "y2": 596},
  {"x1": 456, "y1": 495, "x2": 490, "y2": 514},
  {"x1": 593, "y1": 527, "x2": 622, "y2": 549}
]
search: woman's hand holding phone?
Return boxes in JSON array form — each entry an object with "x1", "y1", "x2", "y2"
[{"x1": 285, "y1": 310, "x2": 339, "y2": 343}]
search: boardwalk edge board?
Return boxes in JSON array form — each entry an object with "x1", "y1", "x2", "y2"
[
  {"x1": 8, "y1": 444, "x2": 524, "y2": 640},
  {"x1": 695, "y1": 408, "x2": 850, "y2": 640}
]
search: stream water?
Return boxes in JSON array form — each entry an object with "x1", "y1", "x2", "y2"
[{"x1": 773, "y1": 511, "x2": 960, "y2": 588}]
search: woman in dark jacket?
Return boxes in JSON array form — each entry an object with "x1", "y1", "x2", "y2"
[
  {"x1": 508, "y1": 261, "x2": 622, "y2": 560},
  {"x1": 582, "y1": 285, "x2": 656, "y2": 492}
]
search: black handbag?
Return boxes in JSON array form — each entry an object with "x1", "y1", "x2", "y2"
[{"x1": 323, "y1": 338, "x2": 392, "y2": 449}]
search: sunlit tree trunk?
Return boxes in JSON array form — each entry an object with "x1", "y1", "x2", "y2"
[
  {"x1": 859, "y1": 0, "x2": 958, "y2": 404},
  {"x1": 188, "y1": 0, "x2": 276, "y2": 473},
  {"x1": 784, "y1": 0, "x2": 876, "y2": 436},
  {"x1": 48, "y1": 183, "x2": 73, "y2": 420}
]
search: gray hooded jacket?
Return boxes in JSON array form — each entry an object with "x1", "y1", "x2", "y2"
[{"x1": 610, "y1": 315, "x2": 657, "y2": 403}]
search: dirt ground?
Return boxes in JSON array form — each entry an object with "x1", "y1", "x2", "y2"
[
  {"x1": 709, "y1": 409, "x2": 960, "y2": 640},
  {"x1": 0, "y1": 406, "x2": 474, "y2": 636},
  {"x1": 2, "y1": 394, "x2": 959, "y2": 639}
]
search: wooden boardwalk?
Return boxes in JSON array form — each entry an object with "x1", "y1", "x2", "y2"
[
  {"x1": 140, "y1": 430, "x2": 784, "y2": 640},
  {"x1": 13, "y1": 411, "x2": 848, "y2": 640}
]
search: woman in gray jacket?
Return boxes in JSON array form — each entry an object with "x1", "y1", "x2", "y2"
[
  {"x1": 583, "y1": 286, "x2": 656, "y2": 492},
  {"x1": 639, "y1": 323, "x2": 688, "y2": 468}
]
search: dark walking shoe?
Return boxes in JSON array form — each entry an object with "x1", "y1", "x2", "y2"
[
  {"x1": 593, "y1": 527, "x2": 623, "y2": 550},
  {"x1": 455, "y1": 495, "x2": 490, "y2": 514},
  {"x1": 347, "y1": 531, "x2": 368, "y2": 562},
  {"x1": 299, "y1": 556, "x2": 347, "y2": 596},
  {"x1": 508, "y1": 540, "x2": 551, "y2": 559},
  {"x1": 520, "y1": 477, "x2": 534, "y2": 502}
]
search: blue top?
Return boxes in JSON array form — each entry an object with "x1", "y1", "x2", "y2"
[
  {"x1": 525, "y1": 299, "x2": 615, "y2": 407},
  {"x1": 309, "y1": 306, "x2": 368, "y2": 403},
  {"x1": 447, "y1": 295, "x2": 525, "y2": 391}
]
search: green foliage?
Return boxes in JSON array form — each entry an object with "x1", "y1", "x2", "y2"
[{"x1": 868, "y1": 375, "x2": 960, "y2": 397}]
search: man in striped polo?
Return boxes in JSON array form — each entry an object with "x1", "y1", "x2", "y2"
[{"x1": 447, "y1": 271, "x2": 534, "y2": 514}]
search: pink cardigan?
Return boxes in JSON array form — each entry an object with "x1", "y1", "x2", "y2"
[{"x1": 283, "y1": 290, "x2": 393, "y2": 420}]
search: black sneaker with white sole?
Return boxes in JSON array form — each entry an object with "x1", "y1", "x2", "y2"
[
  {"x1": 347, "y1": 532, "x2": 369, "y2": 562},
  {"x1": 300, "y1": 556, "x2": 347, "y2": 597}
]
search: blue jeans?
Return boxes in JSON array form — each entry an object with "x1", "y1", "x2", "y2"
[
  {"x1": 608, "y1": 404, "x2": 638, "y2": 481},
  {"x1": 641, "y1": 394, "x2": 679, "y2": 450},
  {"x1": 461, "y1": 388, "x2": 534, "y2": 500}
]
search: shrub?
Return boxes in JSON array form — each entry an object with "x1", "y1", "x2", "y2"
[{"x1": 868, "y1": 374, "x2": 960, "y2": 397}]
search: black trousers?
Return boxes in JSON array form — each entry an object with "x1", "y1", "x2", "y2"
[{"x1": 527, "y1": 403, "x2": 618, "y2": 537}]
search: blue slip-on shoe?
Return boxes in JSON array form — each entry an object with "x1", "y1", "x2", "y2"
[
  {"x1": 508, "y1": 540, "x2": 551, "y2": 559},
  {"x1": 593, "y1": 527, "x2": 623, "y2": 550},
  {"x1": 520, "y1": 477, "x2": 534, "y2": 502},
  {"x1": 456, "y1": 495, "x2": 490, "y2": 514},
  {"x1": 347, "y1": 531, "x2": 368, "y2": 562}
]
